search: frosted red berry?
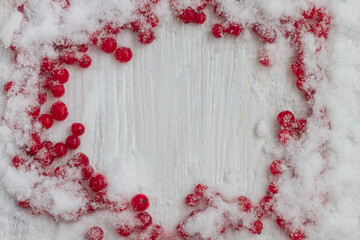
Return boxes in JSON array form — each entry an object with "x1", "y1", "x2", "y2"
[
  {"x1": 214, "y1": 5, "x2": 224, "y2": 17},
  {"x1": 150, "y1": 224, "x2": 162, "y2": 240},
  {"x1": 278, "y1": 128, "x2": 294, "y2": 144},
  {"x1": 177, "y1": 222, "x2": 189, "y2": 239},
  {"x1": 302, "y1": 3, "x2": 316, "y2": 20},
  {"x1": 277, "y1": 110, "x2": 295, "y2": 128},
  {"x1": 147, "y1": 13, "x2": 159, "y2": 28},
  {"x1": 27, "y1": 134, "x2": 43, "y2": 155},
  {"x1": 69, "y1": 152, "x2": 89, "y2": 167},
  {"x1": 28, "y1": 106, "x2": 40, "y2": 119},
  {"x1": 117, "y1": 225, "x2": 132, "y2": 237},
  {"x1": 260, "y1": 195, "x2": 274, "y2": 214},
  {"x1": 136, "y1": 211, "x2": 153, "y2": 230},
  {"x1": 181, "y1": 8, "x2": 196, "y2": 24},
  {"x1": 226, "y1": 22, "x2": 243, "y2": 37},
  {"x1": 289, "y1": 229, "x2": 306, "y2": 240},
  {"x1": 270, "y1": 160, "x2": 283, "y2": 176},
  {"x1": 249, "y1": 220, "x2": 263, "y2": 234},
  {"x1": 131, "y1": 194, "x2": 150, "y2": 212},
  {"x1": 138, "y1": 30, "x2": 156, "y2": 44},
  {"x1": 212, "y1": 24, "x2": 226, "y2": 38},
  {"x1": 86, "y1": 226, "x2": 104, "y2": 240},
  {"x1": 51, "y1": 84, "x2": 65, "y2": 98},
  {"x1": 114, "y1": 47, "x2": 133, "y2": 63},
  {"x1": 18, "y1": 200, "x2": 30, "y2": 209},
  {"x1": 89, "y1": 174, "x2": 108, "y2": 192},
  {"x1": 185, "y1": 193, "x2": 200, "y2": 207},
  {"x1": 310, "y1": 23, "x2": 325, "y2": 38},
  {"x1": 81, "y1": 164, "x2": 94, "y2": 180},
  {"x1": 51, "y1": 67, "x2": 69, "y2": 84},
  {"x1": 237, "y1": 196, "x2": 252, "y2": 212},
  {"x1": 194, "y1": 12, "x2": 207, "y2": 24},
  {"x1": 276, "y1": 217, "x2": 289, "y2": 230},
  {"x1": 259, "y1": 52, "x2": 270, "y2": 67},
  {"x1": 194, "y1": 184, "x2": 208, "y2": 196},
  {"x1": 41, "y1": 58, "x2": 55, "y2": 72},
  {"x1": 54, "y1": 166, "x2": 67, "y2": 178},
  {"x1": 4, "y1": 81, "x2": 14, "y2": 94},
  {"x1": 291, "y1": 61, "x2": 304, "y2": 78},
  {"x1": 53, "y1": 142, "x2": 68, "y2": 158},
  {"x1": 38, "y1": 114, "x2": 54, "y2": 129},
  {"x1": 61, "y1": 51, "x2": 77, "y2": 65},
  {"x1": 66, "y1": 135, "x2": 81, "y2": 150},
  {"x1": 99, "y1": 37, "x2": 117, "y2": 53},
  {"x1": 71, "y1": 123, "x2": 85, "y2": 136},
  {"x1": 50, "y1": 100, "x2": 69, "y2": 121},
  {"x1": 293, "y1": 119, "x2": 307, "y2": 133},
  {"x1": 12, "y1": 155, "x2": 25, "y2": 168},
  {"x1": 268, "y1": 182, "x2": 278, "y2": 195},
  {"x1": 35, "y1": 149, "x2": 55, "y2": 166},
  {"x1": 78, "y1": 54, "x2": 92, "y2": 68},
  {"x1": 38, "y1": 92, "x2": 47, "y2": 105}
]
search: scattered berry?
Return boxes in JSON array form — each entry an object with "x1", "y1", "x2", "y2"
[
  {"x1": 185, "y1": 193, "x2": 200, "y2": 207},
  {"x1": 71, "y1": 123, "x2": 85, "y2": 136},
  {"x1": 131, "y1": 194, "x2": 150, "y2": 212},
  {"x1": 66, "y1": 135, "x2": 81, "y2": 150},
  {"x1": 114, "y1": 47, "x2": 133, "y2": 63},
  {"x1": 50, "y1": 100, "x2": 69, "y2": 121}
]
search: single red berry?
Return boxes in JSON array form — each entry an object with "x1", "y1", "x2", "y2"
[
  {"x1": 291, "y1": 61, "x2": 304, "y2": 78},
  {"x1": 293, "y1": 119, "x2": 307, "y2": 133},
  {"x1": 61, "y1": 51, "x2": 77, "y2": 65},
  {"x1": 53, "y1": 142, "x2": 68, "y2": 158},
  {"x1": 4, "y1": 81, "x2": 14, "y2": 94},
  {"x1": 278, "y1": 128, "x2": 294, "y2": 144},
  {"x1": 237, "y1": 196, "x2": 252, "y2": 212},
  {"x1": 117, "y1": 225, "x2": 132, "y2": 237},
  {"x1": 68, "y1": 152, "x2": 89, "y2": 167},
  {"x1": 78, "y1": 54, "x2": 92, "y2": 68},
  {"x1": 185, "y1": 193, "x2": 200, "y2": 207},
  {"x1": 316, "y1": 8, "x2": 331, "y2": 24},
  {"x1": 212, "y1": 23, "x2": 226, "y2": 38},
  {"x1": 138, "y1": 30, "x2": 156, "y2": 44},
  {"x1": 253, "y1": 23, "x2": 277, "y2": 44},
  {"x1": 136, "y1": 211, "x2": 153, "y2": 230},
  {"x1": 302, "y1": 3, "x2": 316, "y2": 20},
  {"x1": 130, "y1": 20, "x2": 143, "y2": 32},
  {"x1": 27, "y1": 134, "x2": 43, "y2": 155},
  {"x1": 270, "y1": 160, "x2": 283, "y2": 176},
  {"x1": 194, "y1": 12, "x2": 207, "y2": 24},
  {"x1": 35, "y1": 149, "x2": 55, "y2": 166},
  {"x1": 289, "y1": 229, "x2": 306, "y2": 240},
  {"x1": 226, "y1": 22, "x2": 243, "y2": 37},
  {"x1": 114, "y1": 47, "x2": 133, "y2": 63},
  {"x1": 38, "y1": 92, "x2": 47, "y2": 105},
  {"x1": 51, "y1": 84, "x2": 65, "y2": 98},
  {"x1": 99, "y1": 37, "x2": 117, "y2": 53},
  {"x1": 131, "y1": 194, "x2": 150, "y2": 212},
  {"x1": 41, "y1": 58, "x2": 55, "y2": 72},
  {"x1": 81, "y1": 164, "x2": 94, "y2": 180},
  {"x1": 260, "y1": 196, "x2": 274, "y2": 214},
  {"x1": 150, "y1": 224, "x2": 162, "y2": 240},
  {"x1": 71, "y1": 123, "x2": 85, "y2": 136},
  {"x1": 181, "y1": 8, "x2": 196, "y2": 24},
  {"x1": 12, "y1": 155, "x2": 25, "y2": 168},
  {"x1": 28, "y1": 106, "x2": 40, "y2": 120},
  {"x1": 249, "y1": 220, "x2": 263, "y2": 234},
  {"x1": 176, "y1": 222, "x2": 189, "y2": 239},
  {"x1": 276, "y1": 217, "x2": 290, "y2": 230},
  {"x1": 147, "y1": 13, "x2": 159, "y2": 28},
  {"x1": 259, "y1": 52, "x2": 270, "y2": 67},
  {"x1": 267, "y1": 182, "x2": 278, "y2": 195},
  {"x1": 18, "y1": 200, "x2": 30, "y2": 209},
  {"x1": 38, "y1": 114, "x2": 54, "y2": 129},
  {"x1": 51, "y1": 67, "x2": 69, "y2": 84},
  {"x1": 86, "y1": 226, "x2": 104, "y2": 240},
  {"x1": 50, "y1": 100, "x2": 69, "y2": 121},
  {"x1": 277, "y1": 110, "x2": 295, "y2": 128},
  {"x1": 194, "y1": 184, "x2": 208, "y2": 196},
  {"x1": 89, "y1": 173, "x2": 108, "y2": 192},
  {"x1": 66, "y1": 135, "x2": 81, "y2": 150}
]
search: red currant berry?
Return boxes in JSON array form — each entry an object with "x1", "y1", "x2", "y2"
[
  {"x1": 4, "y1": 81, "x2": 14, "y2": 94},
  {"x1": 197, "y1": 2, "x2": 207, "y2": 11},
  {"x1": 50, "y1": 100, "x2": 69, "y2": 121},
  {"x1": 176, "y1": 222, "x2": 189, "y2": 239},
  {"x1": 259, "y1": 52, "x2": 270, "y2": 67},
  {"x1": 260, "y1": 195, "x2": 274, "y2": 214},
  {"x1": 130, "y1": 20, "x2": 143, "y2": 32},
  {"x1": 69, "y1": 152, "x2": 89, "y2": 167},
  {"x1": 114, "y1": 47, "x2": 133, "y2": 63},
  {"x1": 41, "y1": 58, "x2": 55, "y2": 72},
  {"x1": 289, "y1": 229, "x2": 305, "y2": 240},
  {"x1": 276, "y1": 217, "x2": 290, "y2": 230},
  {"x1": 277, "y1": 110, "x2": 295, "y2": 128},
  {"x1": 81, "y1": 164, "x2": 94, "y2": 180},
  {"x1": 35, "y1": 149, "x2": 55, "y2": 166},
  {"x1": 194, "y1": 184, "x2": 208, "y2": 196},
  {"x1": 270, "y1": 160, "x2": 283, "y2": 176},
  {"x1": 61, "y1": 51, "x2": 77, "y2": 65},
  {"x1": 278, "y1": 129, "x2": 294, "y2": 144},
  {"x1": 302, "y1": 3, "x2": 316, "y2": 20},
  {"x1": 138, "y1": 30, "x2": 156, "y2": 44},
  {"x1": 54, "y1": 166, "x2": 67, "y2": 178},
  {"x1": 53, "y1": 142, "x2": 68, "y2": 158},
  {"x1": 28, "y1": 106, "x2": 40, "y2": 119},
  {"x1": 12, "y1": 155, "x2": 25, "y2": 168},
  {"x1": 27, "y1": 134, "x2": 43, "y2": 155},
  {"x1": 212, "y1": 23, "x2": 226, "y2": 38},
  {"x1": 99, "y1": 37, "x2": 117, "y2": 53},
  {"x1": 89, "y1": 173, "x2": 108, "y2": 192},
  {"x1": 214, "y1": 4, "x2": 224, "y2": 17},
  {"x1": 38, "y1": 92, "x2": 47, "y2": 105},
  {"x1": 38, "y1": 114, "x2": 54, "y2": 129},
  {"x1": 78, "y1": 54, "x2": 92, "y2": 68},
  {"x1": 249, "y1": 220, "x2": 263, "y2": 234},
  {"x1": 194, "y1": 12, "x2": 207, "y2": 24},
  {"x1": 293, "y1": 119, "x2": 307, "y2": 133},
  {"x1": 131, "y1": 194, "x2": 150, "y2": 212},
  {"x1": 147, "y1": 13, "x2": 159, "y2": 28},
  {"x1": 237, "y1": 196, "x2": 252, "y2": 212},
  {"x1": 310, "y1": 23, "x2": 325, "y2": 38},
  {"x1": 66, "y1": 135, "x2": 81, "y2": 150},
  {"x1": 268, "y1": 182, "x2": 278, "y2": 195},
  {"x1": 51, "y1": 84, "x2": 65, "y2": 98},
  {"x1": 86, "y1": 226, "x2": 104, "y2": 240},
  {"x1": 291, "y1": 61, "x2": 304, "y2": 78},
  {"x1": 77, "y1": 44, "x2": 88, "y2": 52},
  {"x1": 18, "y1": 200, "x2": 30, "y2": 209},
  {"x1": 104, "y1": 22, "x2": 120, "y2": 35},
  {"x1": 226, "y1": 22, "x2": 243, "y2": 37},
  {"x1": 117, "y1": 225, "x2": 132, "y2": 237},
  {"x1": 136, "y1": 211, "x2": 153, "y2": 230},
  {"x1": 150, "y1": 224, "x2": 162, "y2": 240},
  {"x1": 71, "y1": 123, "x2": 85, "y2": 136},
  {"x1": 181, "y1": 8, "x2": 196, "y2": 24},
  {"x1": 185, "y1": 193, "x2": 200, "y2": 207},
  {"x1": 51, "y1": 67, "x2": 69, "y2": 84}
]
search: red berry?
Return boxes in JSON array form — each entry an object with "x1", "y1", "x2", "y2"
[
  {"x1": 53, "y1": 142, "x2": 68, "y2": 158},
  {"x1": 4, "y1": 81, "x2": 14, "y2": 94},
  {"x1": 12, "y1": 155, "x2": 25, "y2": 168},
  {"x1": 138, "y1": 30, "x2": 155, "y2": 44},
  {"x1": 291, "y1": 61, "x2": 304, "y2": 78},
  {"x1": 176, "y1": 222, "x2": 189, "y2": 239},
  {"x1": 150, "y1": 224, "x2": 162, "y2": 240},
  {"x1": 50, "y1": 100, "x2": 69, "y2": 121},
  {"x1": 104, "y1": 22, "x2": 120, "y2": 35},
  {"x1": 78, "y1": 54, "x2": 92, "y2": 68},
  {"x1": 253, "y1": 23, "x2": 277, "y2": 44},
  {"x1": 61, "y1": 51, "x2": 77, "y2": 65},
  {"x1": 293, "y1": 119, "x2": 307, "y2": 133},
  {"x1": 277, "y1": 110, "x2": 295, "y2": 128},
  {"x1": 276, "y1": 217, "x2": 289, "y2": 230},
  {"x1": 54, "y1": 166, "x2": 67, "y2": 178},
  {"x1": 185, "y1": 193, "x2": 200, "y2": 207},
  {"x1": 197, "y1": 2, "x2": 207, "y2": 11},
  {"x1": 38, "y1": 114, "x2": 54, "y2": 129},
  {"x1": 260, "y1": 196, "x2": 274, "y2": 214},
  {"x1": 226, "y1": 22, "x2": 243, "y2": 37},
  {"x1": 81, "y1": 164, "x2": 94, "y2": 180},
  {"x1": 89, "y1": 174, "x2": 108, "y2": 192},
  {"x1": 147, "y1": 13, "x2": 159, "y2": 28},
  {"x1": 310, "y1": 23, "x2": 325, "y2": 38},
  {"x1": 41, "y1": 58, "x2": 55, "y2": 72},
  {"x1": 181, "y1": 8, "x2": 196, "y2": 24},
  {"x1": 51, "y1": 67, "x2": 69, "y2": 84},
  {"x1": 69, "y1": 152, "x2": 89, "y2": 167},
  {"x1": 117, "y1": 225, "x2": 132, "y2": 237},
  {"x1": 194, "y1": 184, "x2": 208, "y2": 196},
  {"x1": 136, "y1": 211, "x2": 153, "y2": 230},
  {"x1": 237, "y1": 196, "x2": 252, "y2": 212},
  {"x1": 86, "y1": 226, "x2": 104, "y2": 240},
  {"x1": 27, "y1": 134, "x2": 43, "y2": 155},
  {"x1": 28, "y1": 106, "x2": 40, "y2": 119},
  {"x1": 289, "y1": 229, "x2": 305, "y2": 240},
  {"x1": 249, "y1": 220, "x2": 263, "y2": 234},
  {"x1": 38, "y1": 92, "x2": 47, "y2": 105},
  {"x1": 194, "y1": 12, "x2": 207, "y2": 24},
  {"x1": 35, "y1": 148, "x2": 55, "y2": 166},
  {"x1": 130, "y1": 20, "x2": 143, "y2": 32},
  {"x1": 267, "y1": 182, "x2": 278, "y2": 195},
  {"x1": 131, "y1": 194, "x2": 150, "y2": 212},
  {"x1": 259, "y1": 52, "x2": 270, "y2": 67},
  {"x1": 18, "y1": 200, "x2": 30, "y2": 209},
  {"x1": 114, "y1": 47, "x2": 133, "y2": 63},
  {"x1": 99, "y1": 37, "x2": 117, "y2": 53},
  {"x1": 71, "y1": 123, "x2": 85, "y2": 136},
  {"x1": 278, "y1": 129, "x2": 294, "y2": 144},
  {"x1": 43, "y1": 140, "x2": 54, "y2": 151},
  {"x1": 212, "y1": 23, "x2": 226, "y2": 38},
  {"x1": 66, "y1": 135, "x2": 81, "y2": 150},
  {"x1": 302, "y1": 3, "x2": 316, "y2": 20},
  {"x1": 270, "y1": 160, "x2": 283, "y2": 176},
  {"x1": 51, "y1": 84, "x2": 65, "y2": 98},
  {"x1": 296, "y1": 77, "x2": 306, "y2": 91}
]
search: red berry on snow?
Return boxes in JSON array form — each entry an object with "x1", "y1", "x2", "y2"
[
  {"x1": 197, "y1": 2, "x2": 207, "y2": 11},
  {"x1": 4, "y1": 81, "x2": 14, "y2": 94},
  {"x1": 77, "y1": 44, "x2": 88, "y2": 52},
  {"x1": 41, "y1": 58, "x2": 55, "y2": 72},
  {"x1": 131, "y1": 194, "x2": 150, "y2": 212},
  {"x1": 50, "y1": 100, "x2": 69, "y2": 121},
  {"x1": 136, "y1": 211, "x2": 153, "y2": 230},
  {"x1": 270, "y1": 160, "x2": 283, "y2": 176},
  {"x1": 291, "y1": 61, "x2": 304, "y2": 78},
  {"x1": 147, "y1": 13, "x2": 159, "y2": 28},
  {"x1": 150, "y1": 224, "x2": 162, "y2": 240},
  {"x1": 54, "y1": 166, "x2": 67, "y2": 178},
  {"x1": 104, "y1": 22, "x2": 120, "y2": 35},
  {"x1": 310, "y1": 23, "x2": 326, "y2": 38},
  {"x1": 293, "y1": 119, "x2": 307, "y2": 133},
  {"x1": 176, "y1": 222, "x2": 189, "y2": 239},
  {"x1": 214, "y1": 5, "x2": 224, "y2": 17},
  {"x1": 99, "y1": 37, "x2": 117, "y2": 53},
  {"x1": 69, "y1": 152, "x2": 89, "y2": 167},
  {"x1": 12, "y1": 155, "x2": 25, "y2": 168},
  {"x1": 289, "y1": 229, "x2": 306, "y2": 240},
  {"x1": 130, "y1": 20, "x2": 143, "y2": 32},
  {"x1": 296, "y1": 77, "x2": 306, "y2": 91},
  {"x1": 53, "y1": 142, "x2": 68, "y2": 158},
  {"x1": 181, "y1": 8, "x2": 196, "y2": 24},
  {"x1": 89, "y1": 174, "x2": 108, "y2": 192},
  {"x1": 114, "y1": 47, "x2": 133, "y2": 63},
  {"x1": 277, "y1": 110, "x2": 295, "y2": 128},
  {"x1": 78, "y1": 54, "x2": 92, "y2": 68},
  {"x1": 249, "y1": 220, "x2": 263, "y2": 234},
  {"x1": 278, "y1": 128, "x2": 294, "y2": 144},
  {"x1": 86, "y1": 226, "x2": 104, "y2": 240},
  {"x1": 138, "y1": 30, "x2": 156, "y2": 44},
  {"x1": 71, "y1": 123, "x2": 85, "y2": 136},
  {"x1": 66, "y1": 135, "x2": 81, "y2": 150},
  {"x1": 185, "y1": 193, "x2": 200, "y2": 207},
  {"x1": 27, "y1": 134, "x2": 43, "y2": 155},
  {"x1": 237, "y1": 196, "x2": 252, "y2": 212},
  {"x1": 38, "y1": 92, "x2": 47, "y2": 105},
  {"x1": 38, "y1": 114, "x2": 54, "y2": 129},
  {"x1": 52, "y1": 68, "x2": 69, "y2": 84},
  {"x1": 253, "y1": 23, "x2": 277, "y2": 44},
  {"x1": 117, "y1": 225, "x2": 132, "y2": 237},
  {"x1": 302, "y1": 3, "x2": 316, "y2": 20},
  {"x1": 226, "y1": 22, "x2": 243, "y2": 37},
  {"x1": 61, "y1": 51, "x2": 77, "y2": 65},
  {"x1": 194, "y1": 12, "x2": 207, "y2": 25},
  {"x1": 194, "y1": 184, "x2": 208, "y2": 196},
  {"x1": 260, "y1": 195, "x2": 274, "y2": 214},
  {"x1": 81, "y1": 164, "x2": 94, "y2": 180},
  {"x1": 212, "y1": 23, "x2": 226, "y2": 38},
  {"x1": 18, "y1": 200, "x2": 30, "y2": 209},
  {"x1": 259, "y1": 52, "x2": 270, "y2": 67},
  {"x1": 268, "y1": 182, "x2": 278, "y2": 195},
  {"x1": 276, "y1": 217, "x2": 290, "y2": 230},
  {"x1": 51, "y1": 84, "x2": 65, "y2": 98},
  {"x1": 35, "y1": 148, "x2": 55, "y2": 166}
]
